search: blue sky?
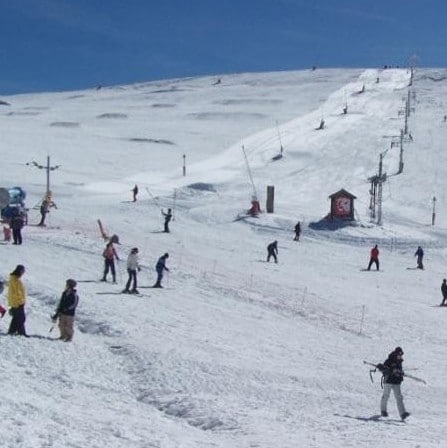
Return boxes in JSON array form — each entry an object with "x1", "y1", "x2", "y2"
[{"x1": 1, "y1": 0, "x2": 446, "y2": 94}]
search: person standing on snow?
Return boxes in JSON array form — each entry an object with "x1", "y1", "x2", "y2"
[
  {"x1": 11, "y1": 209, "x2": 25, "y2": 245},
  {"x1": 441, "y1": 279, "x2": 447, "y2": 306},
  {"x1": 294, "y1": 221, "x2": 301, "y2": 241},
  {"x1": 367, "y1": 244, "x2": 379, "y2": 271},
  {"x1": 38, "y1": 193, "x2": 57, "y2": 226},
  {"x1": 101, "y1": 241, "x2": 120, "y2": 283},
  {"x1": 52, "y1": 279, "x2": 79, "y2": 342},
  {"x1": 414, "y1": 246, "x2": 424, "y2": 270},
  {"x1": 123, "y1": 248, "x2": 141, "y2": 294},
  {"x1": 376, "y1": 347, "x2": 410, "y2": 420},
  {"x1": 7, "y1": 264, "x2": 28, "y2": 337},
  {"x1": 267, "y1": 241, "x2": 278, "y2": 263},
  {"x1": 162, "y1": 208, "x2": 172, "y2": 233},
  {"x1": 132, "y1": 184, "x2": 138, "y2": 202},
  {"x1": 153, "y1": 253, "x2": 170, "y2": 288}
]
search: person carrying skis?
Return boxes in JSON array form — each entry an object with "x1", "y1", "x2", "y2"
[
  {"x1": 7, "y1": 264, "x2": 28, "y2": 337},
  {"x1": 52, "y1": 279, "x2": 79, "y2": 342},
  {"x1": 267, "y1": 240, "x2": 278, "y2": 263},
  {"x1": 376, "y1": 346, "x2": 410, "y2": 420},
  {"x1": 162, "y1": 208, "x2": 172, "y2": 233},
  {"x1": 414, "y1": 246, "x2": 424, "y2": 270},
  {"x1": 153, "y1": 253, "x2": 169, "y2": 288},
  {"x1": 441, "y1": 279, "x2": 447, "y2": 306},
  {"x1": 38, "y1": 192, "x2": 57, "y2": 226},
  {"x1": 101, "y1": 241, "x2": 120, "y2": 283},
  {"x1": 294, "y1": 221, "x2": 301, "y2": 241},
  {"x1": 132, "y1": 184, "x2": 138, "y2": 202},
  {"x1": 123, "y1": 248, "x2": 141, "y2": 294},
  {"x1": 367, "y1": 244, "x2": 379, "y2": 270}
]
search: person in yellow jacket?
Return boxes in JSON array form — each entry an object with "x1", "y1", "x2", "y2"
[{"x1": 7, "y1": 264, "x2": 28, "y2": 336}]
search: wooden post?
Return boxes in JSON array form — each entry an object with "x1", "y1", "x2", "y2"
[
  {"x1": 266, "y1": 185, "x2": 274, "y2": 213},
  {"x1": 432, "y1": 196, "x2": 436, "y2": 226},
  {"x1": 182, "y1": 154, "x2": 186, "y2": 176}
]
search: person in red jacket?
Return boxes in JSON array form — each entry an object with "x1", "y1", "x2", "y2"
[{"x1": 367, "y1": 244, "x2": 379, "y2": 271}]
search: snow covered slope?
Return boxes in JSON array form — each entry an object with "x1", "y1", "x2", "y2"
[{"x1": 0, "y1": 68, "x2": 446, "y2": 447}]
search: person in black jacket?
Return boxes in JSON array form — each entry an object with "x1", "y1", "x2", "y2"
[
  {"x1": 162, "y1": 208, "x2": 172, "y2": 233},
  {"x1": 52, "y1": 279, "x2": 79, "y2": 342},
  {"x1": 293, "y1": 221, "x2": 301, "y2": 241},
  {"x1": 10, "y1": 210, "x2": 25, "y2": 245},
  {"x1": 377, "y1": 347, "x2": 410, "y2": 420},
  {"x1": 267, "y1": 241, "x2": 278, "y2": 263},
  {"x1": 153, "y1": 253, "x2": 170, "y2": 288},
  {"x1": 414, "y1": 246, "x2": 424, "y2": 269},
  {"x1": 441, "y1": 279, "x2": 447, "y2": 306}
]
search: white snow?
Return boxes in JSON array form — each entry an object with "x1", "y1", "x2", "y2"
[{"x1": 0, "y1": 67, "x2": 446, "y2": 447}]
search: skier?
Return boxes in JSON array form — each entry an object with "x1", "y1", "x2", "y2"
[
  {"x1": 294, "y1": 221, "x2": 301, "y2": 241},
  {"x1": 101, "y1": 241, "x2": 120, "y2": 283},
  {"x1": 132, "y1": 184, "x2": 138, "y2": 202},
  {"x1": 267, "y1": 241, "x2": 278, "y2": 263},
  {"x1": 11, "y1": 209, "x2": 25, "y2": 245},
  {"x1": 123, "y1": 248, "x2": 141, "y2": 294},
  {"x1": 441, "y1": 279, "x2": 447, "y2": 306},
  {"x1": 38, "y1": 193, "x2": 57, "y2": 226},
  {"x1": 367, "y1": 244, "x2": 379, "y2": 271},
  {"x1": 162, "y1": 208, "x2": 172, "y2": 233},
  {"x1": 52, "y1": 279, "x2": 79, "y2": 342},
  {"x1": 414, "y1": 246, "x2": 424, "y2": 270},
  {"x1": 7, "y1": 264, "x2": 28, "y2": 337},
  {"x1": 376, "y1": 347, "x2": 410, "y2": 420},
  {"x1": 153, "y1": 253, "x2": 170, "y2": 288}
]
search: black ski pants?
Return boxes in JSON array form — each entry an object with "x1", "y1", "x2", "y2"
[{"x1": 8, "y1": 305, "x2": 27, "y2": 336}]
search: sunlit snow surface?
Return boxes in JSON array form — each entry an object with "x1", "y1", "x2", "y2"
[{"x1": 0, "y1": 68, "x2": 446, "y2": 447}]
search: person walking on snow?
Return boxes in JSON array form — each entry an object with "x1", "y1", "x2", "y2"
[
  {"x1": 376, "y1": 347, "x2": 410, "y2": 420},
  {"x1": 123, "y1": 248, "x2": 141, "y2": 294},
  {"x1": 441, "y1": 279, "x2": 447, "y2": 306},
  {"x1": 52, "y1": 279, "x2": 79, "y2": 342},
  {"x1": 162, "y1": 208, "x2": 172, "y2": 233},
  {"x1": 153, "y1": 253, "x2": 170, "y2": 288},
  {"x1": 101, "y1": 241, "x2": 120, "y2": 283},
  {"x1": 7, "y1": 265, "x2": 28, "y2": 337},
  {"x1": 367, "y1": 244, "x2": 379, "y2": 270},
  {"x1": 294, "y1": 221, "x2": 301, "y2": 241},
  {"x1": 11, "y1": 209, "x2": 25, "y2": 245},
  {"x1": 267, "y1": 241, "x2": 278, "y2": 263},
  {"x1": 414, "y1": 246, "x2": 424, "y2": 270}
]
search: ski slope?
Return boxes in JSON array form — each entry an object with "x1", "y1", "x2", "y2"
[{"x1": 0, "y1": 68, "x2": 447, "y2": 447}]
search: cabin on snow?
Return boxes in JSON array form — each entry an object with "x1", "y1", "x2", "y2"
[{"x1": 328, "y1": 189, "x2": 356, "y2": 221}]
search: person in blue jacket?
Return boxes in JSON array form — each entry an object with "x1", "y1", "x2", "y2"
[{"x1": 153, "y1": 253, "x2": 169, "y2": 288}]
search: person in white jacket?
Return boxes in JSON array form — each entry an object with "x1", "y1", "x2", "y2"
[{"x1": 123, "y1": 248, "x2": 140, "y2": 294}]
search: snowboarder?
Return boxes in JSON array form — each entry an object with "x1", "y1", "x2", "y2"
[
  {"x1": 52, "y1": 279, "x2": 79, "y2": 342},
  {"x1": 162, "y1": 208, "x2": 172, "y2": 233},
  {"x1": 367, "y1": 244, "x2": 379, "y2": 271},
  {"x1": 123, "y1": 248, "x2": 141, "y2": 294},
  {"x1": 101, "y1": 241, "x2": 120, "y2": 283},
  {"x1": 376, "y1": 347, "x2": 410, "y2": 420},
  {"x1": 441, "y1": 279, "x2": 447, "y2": 306},
  {"x1": 153, "y1": 253, "x2": 169, "y2": 288},
  {"x1": 294, "y1": 221, "x2": 301, "y2": 241},
  {"x1": 38, "y1": 193, "x2": 57, "y2": 226},
  {"x1": 267, "y1": 241, "x2": 278, "y2": 263},
  {"x1": 414, "y1": 246, "x2": 424, "y2": 270},
  {"x1": 132, "y1": 184, "x2": 138, "y2": 202},
  {"x1": 11, "y1": 209, "x2": 25, "y2": 245},
  {"x1": 7, "y1": 264, "x2": 28, "y2": 337}
]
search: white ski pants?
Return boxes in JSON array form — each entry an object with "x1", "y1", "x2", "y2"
[{"x1": 380, "y1": 383, "x2": 406, "y2": 416}]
